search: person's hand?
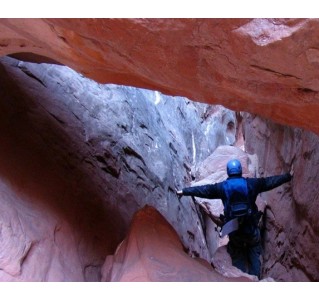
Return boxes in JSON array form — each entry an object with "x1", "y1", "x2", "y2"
[{"x1": 176, "y1": 189, "x2": 183, "y2": 197}]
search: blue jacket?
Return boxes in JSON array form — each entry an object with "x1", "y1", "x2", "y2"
[{"x1": 182, "y1": 173, "x2": 292, "y2": 219}]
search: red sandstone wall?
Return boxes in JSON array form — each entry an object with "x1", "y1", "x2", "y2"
[
  {"x1": 243, "y1": 113, "x2": 319, "y2": 281},
  {"x1": 0, "y1": 18, "x2": 319, "y2": 134},
  {"x1": 0, "y1": 19, "x2": 318, "y2": 282}
]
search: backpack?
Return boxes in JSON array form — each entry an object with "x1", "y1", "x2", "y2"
[{"x1": 223, "y1": 177, "x2": 252, "y2": 222}]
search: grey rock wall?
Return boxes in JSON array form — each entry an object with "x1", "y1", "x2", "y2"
[{"x1": 0, "y1": 56, "x2": 236, "y2": 281}]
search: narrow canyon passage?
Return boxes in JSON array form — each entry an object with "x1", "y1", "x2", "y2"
[
  {"x1": 0, "y1": 57, "x2": 238, "y2": 280},
  {"x1": 0, "y1": 56, "x2": 318, "y2": 281}
]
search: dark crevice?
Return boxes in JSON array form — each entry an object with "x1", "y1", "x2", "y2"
[
  {"x1": 297, "y1": 87, "x2": 318, "y2": 94},
  {"x1": 48, "y1": 112, "x2": 66, "y2": 125},
  {"x1": 122, "y1": 146, "x2": 145, "y2": 165},
  {"x1": 95, "y1": 154, "x2": 120, "y2": 178},
  {"x1": 187, "y1": 230, "x2": 195, "y2": 240},
  {"x1": 18, "y1": 65, "x2": 47, "y2": 87},
  {"x1": 101, "y1": 166, "x2": 120, "y2": 178},
  {"x1": 250, "y1": 64, "x2": 301, "y2": 80}
]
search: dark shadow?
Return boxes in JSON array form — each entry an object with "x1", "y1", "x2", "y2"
[{"x1": 9, "y1": 52, "x2": 62, "y2": 65}]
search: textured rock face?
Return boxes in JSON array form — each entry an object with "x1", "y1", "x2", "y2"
[
  {"x1": 0, "y1": 18, "x2": 319, "y2": 134},
  {"x1": 101, "y1": 205, "x2": 252, "y2": 282},
  {"x1": 0, "y1": 56, "x2": 236, "y2": 281},
  {"x1": 243, "y1": 114, "x2": 319, "y2": 281},
  {"x1": 0, "y1": 19, "x2": 319, "y2": 282}
]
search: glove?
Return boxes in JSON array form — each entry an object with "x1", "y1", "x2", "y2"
[{"x1": 176, "y1": 189, "x2": 183, "y2": 196}]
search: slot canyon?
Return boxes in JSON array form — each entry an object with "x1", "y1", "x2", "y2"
[{"x1": 0, "y1": 18, "x2": 318, "y2": 282}]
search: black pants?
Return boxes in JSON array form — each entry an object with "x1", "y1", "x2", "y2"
[{"x1": 227, "y1": 228, "x2": 261, "y2": 278}]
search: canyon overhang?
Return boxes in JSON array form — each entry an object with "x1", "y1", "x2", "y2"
[{"x1": 0, "y1": 18, "x2": 318, "y2": 134}]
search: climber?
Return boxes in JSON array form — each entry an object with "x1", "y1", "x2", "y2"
[{"x1": 176, "y1": 159, "x2": 293, "y2": 279}]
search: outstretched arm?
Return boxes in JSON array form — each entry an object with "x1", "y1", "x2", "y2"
[
  {"x1": 176, "y1": 183, "x2": 223, "y2": 199},
  {"x1": 257, "y1": 172, "x2": 292, "y2": 193}
]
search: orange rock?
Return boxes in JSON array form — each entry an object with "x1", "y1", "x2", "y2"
[
  {"x1": 102, "y1": 205, "x2": 252, "y2": 281},
  {"x1": 0, "y1": 19, "x2": 318, "y2": 133}
]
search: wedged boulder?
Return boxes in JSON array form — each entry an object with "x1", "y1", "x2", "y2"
[
  {"x1": 194, "y1": 145, "x2": 258, "y2": 182},
  {"x1": 101, "y1": 205, "x2": 252, "y2": 282}
]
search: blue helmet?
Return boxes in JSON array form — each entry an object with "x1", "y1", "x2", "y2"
[{"x1": 227, "y1": 159, "x2": 242, "y2": 176}]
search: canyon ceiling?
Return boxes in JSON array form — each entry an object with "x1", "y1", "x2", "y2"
[{"x1": 0, "y1": 18, "x2": 319, "y2": 134}]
